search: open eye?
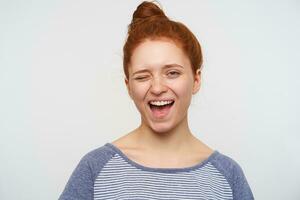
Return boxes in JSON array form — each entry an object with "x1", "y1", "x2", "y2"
[{"x1": 167, "y1": 70, "x2": 180, "y2": 78}]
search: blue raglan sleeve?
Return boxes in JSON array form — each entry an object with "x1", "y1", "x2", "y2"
[
  {"x1": 212, "y1": 152, "x2": 254, "y2": 200},
  {"x1": 59, "y1": 154, "x2": 94, "y2": 200},
  {"x1": 231, "y1": 159, "x2": 254, "y2": 199},
  {"x1": 58, "y1": 145, "x2": 115, "y2": 200}
]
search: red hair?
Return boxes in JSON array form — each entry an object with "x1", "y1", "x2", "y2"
[{"x1": 123, "y1": 1, "x2": 203, "y2": 79}]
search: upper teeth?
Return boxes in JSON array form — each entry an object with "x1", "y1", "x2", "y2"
[{"x1": 149, "y1": 100, "x2": 173, "y2": 106}]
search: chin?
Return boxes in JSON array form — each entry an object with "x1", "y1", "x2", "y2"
[{"x1": 148, "y1": 122, "x2": 175, "y2": 134}]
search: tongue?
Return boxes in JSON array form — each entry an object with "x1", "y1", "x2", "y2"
[{"x1": 151, "y1": 104, "x2": 172, "y2": 118}]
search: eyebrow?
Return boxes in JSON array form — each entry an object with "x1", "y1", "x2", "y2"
[
  {"x1": 165, "y1": 64, "x2": 184, "y2": 69},
  {"x1": 132, "y1": 64, "x2": 184, "y2": 76}
]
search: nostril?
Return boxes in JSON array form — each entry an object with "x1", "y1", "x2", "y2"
[
  {"x1": 150, "y1": 87, "x2": 167, "y2": 95},
  {"x1": 149, "y1": 80, "x2": 167, "y2": 94}
]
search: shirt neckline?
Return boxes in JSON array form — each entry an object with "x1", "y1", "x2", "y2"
[{"x1": 105, "y1": 142, "x2": 219, "y2": 173}]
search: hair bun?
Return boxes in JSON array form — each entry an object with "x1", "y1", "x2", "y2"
[{"x1": 132, "y1": 1, "x2": 167, "y2": 23}]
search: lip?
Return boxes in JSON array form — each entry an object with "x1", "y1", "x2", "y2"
[{"x1": 147, "y1": 99, "x2": 175, "y2": 119}]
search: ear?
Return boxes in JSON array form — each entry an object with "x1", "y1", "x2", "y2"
[
  {"x1": 125, "y1": 78, "x2": 133, "y2": 99},
  {"x1": 192, "y1": 69, "x2": 201, "y2": 94}
]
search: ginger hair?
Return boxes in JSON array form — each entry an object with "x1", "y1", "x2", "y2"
[{"x1": 123, "y1": 1, "x2": 203, "y2": 79}]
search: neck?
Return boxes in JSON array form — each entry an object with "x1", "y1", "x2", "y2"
[{"x1": 132, "y1": 117, "x2": 196, "y2": 154}]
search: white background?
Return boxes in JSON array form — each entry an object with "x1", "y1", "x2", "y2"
[{"x1": 1, "y1": 0, "x2": 299, "y2": 199}]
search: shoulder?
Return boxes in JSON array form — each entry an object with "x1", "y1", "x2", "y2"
[
  {"x1": 59, "y1": 143, "x2": 117, "y2": 200},
  {"x1": 209, "y1": 151, "x2": 247, "y2": 182},
  {"x1": 83, "y1": 143, "x2": 116, "y2": 162},
  {"x1": 210, "y1": 151, "x2": 243, "y2": 175},
  {"x1": 79, "y1": 143, "x2": 117, "y2": 177},
  {"x1": 209, "y1": 151, "x2": 254, "y2": 200}
]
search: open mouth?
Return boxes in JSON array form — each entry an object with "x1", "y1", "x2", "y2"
[
  {"x1": 149, "y1": 100, "x2": 174, "y2": 109},
  {"x1": 148, "y1": 100, "x2": 175, "y2": 118}
]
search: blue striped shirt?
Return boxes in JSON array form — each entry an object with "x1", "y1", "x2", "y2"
[{"x1": 59, "y1": 143, "x2": 254, "y2": 200}]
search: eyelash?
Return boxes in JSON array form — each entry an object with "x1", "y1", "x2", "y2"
[
  {"x1": 134, "y1": 76, "x2": 149, "y2": 81},
  {"x1": 133, "y1": 71, "x2": 181, "y2": 81},
  {"x1": 167, "y1": 71, "x2": 180, "y2": 78}
]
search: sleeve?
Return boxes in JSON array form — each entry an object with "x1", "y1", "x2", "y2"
[
  {"x1": 211, "y1": 152, "x2": 254, "y2": 200},
  {"x1": 58, "y1": 155, "x2": 94, "y2": 200},
  {"x1": 231, "y1": 160, "x2": 254, "y2": 200}
]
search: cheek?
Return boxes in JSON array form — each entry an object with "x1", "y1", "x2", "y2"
[
  {"x1": 171, "y1": 79, "x2": 194, "y2": 99},
  {"x1": 130, "y1": 83, "x2": 149, "y2": 102}
]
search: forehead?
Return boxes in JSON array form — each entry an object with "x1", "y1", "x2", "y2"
[{"x1": 129, "y1": 39, "x2": 191, "y2": 72}]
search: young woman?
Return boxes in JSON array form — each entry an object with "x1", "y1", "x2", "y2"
[{"x1": 59, "y1": 1, "x2": 254, "y2": 199}]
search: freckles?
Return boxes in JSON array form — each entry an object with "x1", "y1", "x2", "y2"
[
  {"x1": 172, "y1": 79, "x2": 193, "y2": 95},
  {"x1": 131, "y1": 83, "x2": 150, "y2": 99}
]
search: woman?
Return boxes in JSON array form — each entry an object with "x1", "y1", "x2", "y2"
[{"x1": 59, "y1": 1, "x2": 254, "y2": 199}]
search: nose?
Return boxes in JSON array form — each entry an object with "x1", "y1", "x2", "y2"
[{"x1": 149, "y1": 76, "x2": 167, "y2": 95}]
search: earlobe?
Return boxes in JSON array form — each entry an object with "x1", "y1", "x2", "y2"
[{"x1": 192, "y1": 69, "x2": 201, "y2": 94}]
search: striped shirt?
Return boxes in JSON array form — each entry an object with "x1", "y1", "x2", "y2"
[{"x1": 59, "y1": 143, "x2": 254, "y2": 200}]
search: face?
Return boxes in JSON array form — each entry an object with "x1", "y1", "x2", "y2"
[{"x1": 126, "y1": 39, "x2": 201, "y2": 133}]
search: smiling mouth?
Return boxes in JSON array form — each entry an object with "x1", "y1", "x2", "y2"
[
  {"x1": 148, "y1": 100, "x2": 174, "y2": 109},
  {"x1": 148, "y1": 100, "x2": 175, "y2": 118}
]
